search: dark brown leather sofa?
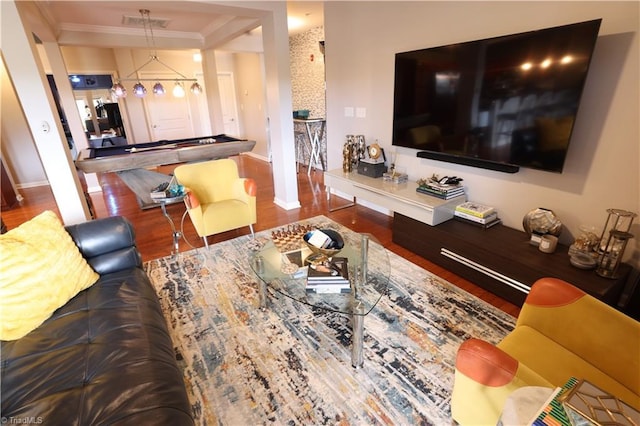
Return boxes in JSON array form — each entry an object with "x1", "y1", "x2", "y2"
[{"x1": 1, "y1": 216, "x2": 193, "y2": 425}]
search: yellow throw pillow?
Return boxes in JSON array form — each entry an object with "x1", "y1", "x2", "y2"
[{"x1": 0, "y1": 210, "x2": 99, "y2": 341}]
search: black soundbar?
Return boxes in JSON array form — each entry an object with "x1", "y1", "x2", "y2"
[{"x1": 416, "y1": 151, "x2": 520, "y2": 174}]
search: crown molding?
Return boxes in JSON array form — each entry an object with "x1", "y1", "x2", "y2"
[{"x1": 58, "y1": 23, "x2": 202, "y2": 42}]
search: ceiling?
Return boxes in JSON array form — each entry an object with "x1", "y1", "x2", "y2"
[{"x1": 30, "y1": 1, "x2": 324, "y2": 50}]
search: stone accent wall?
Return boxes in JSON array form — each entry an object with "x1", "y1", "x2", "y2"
[
  {"x1": 290, "y1": 27, "x2": 327, "y2": 170},
  {"x1": 290, "y1": 26, "x2": 325, "y2": 118}
]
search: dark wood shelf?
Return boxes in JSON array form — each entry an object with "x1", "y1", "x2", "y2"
[{"x1": 392, "y1": 213, "x2": 629, "y2": 307}]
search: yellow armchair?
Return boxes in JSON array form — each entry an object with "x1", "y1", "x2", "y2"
[
  {"x1": 174, "y1": 159, "x2": 257, "y2": 247},
  {"x1": 451, "y1": 277, "x2": 640, "y2": 425}
]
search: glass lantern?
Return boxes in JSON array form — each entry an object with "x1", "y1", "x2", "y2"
[
  {"x1": 597, "y1": 209, "x2": 637, "y2": 253},
  {"x1": 596, "y1": 230, "x2": 634, "y2": 278}
]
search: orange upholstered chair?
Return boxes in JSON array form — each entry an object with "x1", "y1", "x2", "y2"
[
  {"x1": 174, "y1": 159, "x2": 257, "y2": 247},
  {"x1": 451, "y1": 277, "x2": 640, "y2": 425}
]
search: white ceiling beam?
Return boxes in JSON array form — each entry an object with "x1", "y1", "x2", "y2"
[
  {"x1": 203, "y1": 16, "x2": 261, "y2": 49},
  {"x1": 56, "y1": 30, "x2": 202, "y2": 50}
]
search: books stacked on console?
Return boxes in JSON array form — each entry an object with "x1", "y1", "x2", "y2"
[
  {"x1": 150, "y1": 176, "x2": 183, "y2": 200},
  {"x1": 150, "y1": 181, "x2": 171, "y2": 200},
  {"x1": 416, "y1": 182, "x2": 465, "y2": 199},
  {"x1": 306, "y1": 257, "x2": 351, "y2": 294},
  {"x1": 454, "y1": 201, "x2": 501, "y2": 229}
]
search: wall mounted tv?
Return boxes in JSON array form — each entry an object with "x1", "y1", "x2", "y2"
[{"x1": 392, "y1": 19, "x2": 602, "y2": 173}]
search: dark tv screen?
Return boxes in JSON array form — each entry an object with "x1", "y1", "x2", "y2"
[{"x1": 392, "y1": 19, "x2": 602, "y2": 173}]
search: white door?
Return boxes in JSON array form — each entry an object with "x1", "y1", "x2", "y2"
[
  {"x1": 141, "y1": 72, "x2": 195, "y2": 141},
  {"x1": 217, "y1": 72, "x2": 240, "y2": 137}
]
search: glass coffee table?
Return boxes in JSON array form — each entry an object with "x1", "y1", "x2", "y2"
[{"x1": 249, "y1": 233, "x2": 390, "y2": 367}]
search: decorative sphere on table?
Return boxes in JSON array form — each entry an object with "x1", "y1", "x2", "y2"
[{"x1": 523, "y1": 208, "x2": 562, "y2": 236}]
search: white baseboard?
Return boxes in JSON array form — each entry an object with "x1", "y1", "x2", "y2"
[
  {"x1": 16, "y1": 181, "x2": 103, "y2": 194},
  {"x1": 16, "y1": 181, "x2": 49, "y2": 189},
  {"x1": 273, "y1": 197, "x2": 301, "y2": 210},
  {"x1": 243, "y1": 151, "x2": 270, "y2": 163}
]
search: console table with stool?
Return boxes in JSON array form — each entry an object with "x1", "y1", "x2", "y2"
[{"x1": 294, "y1": 118, "x2": 326, "y2": 175}]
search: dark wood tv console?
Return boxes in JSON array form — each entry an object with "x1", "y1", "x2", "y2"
[{"x1": 392, "y1": 213, "x2": 630, "y2": 307}]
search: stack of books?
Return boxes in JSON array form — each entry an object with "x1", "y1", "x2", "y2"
[
  {"x1": 530, "y1": 377, "x2": 577, "y2": 426},
  {"x1": 150, "y1": 181, "x2": 171, "y2": 200},
  {"x1": 454, "y1": 201, "x2": 501, "y2": 228},
  {"x1": 306, "y1": 257, "x2": 351, "y2": 294},
  {"x1": 416, "y1": 181, "x2": 465, "y2": 199},
  {"x1": 150, "y1": 176, "x2": 183, "y2": 200}
]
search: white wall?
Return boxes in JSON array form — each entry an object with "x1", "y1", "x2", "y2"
[
  {"x1": 325, "y1": 1, "x2": 639, "y2": 267},
  {"x1": 290, "y1": 26, "x2": 325, "y2": 118},
  {"x1": 0, "y1": 57, "x2": 47, "y2": 187},
  {"x1": 234, "y1": 52, "x2": 269, "y2": 160},
  {"x1": 215, "y1": 52, "x2": 236, "y2": 72},
  {"x1": 60, "y1": 45, "x2": 117, "y2": 72}
]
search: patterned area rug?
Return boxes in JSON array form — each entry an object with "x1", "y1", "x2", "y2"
[{"x1": 144, "y1": 216, "x2": 515, "y2": 425}]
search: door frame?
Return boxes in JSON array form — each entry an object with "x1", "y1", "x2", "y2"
[{"x1": 217, "y1": 71, "x2": 240, "y2": 137}]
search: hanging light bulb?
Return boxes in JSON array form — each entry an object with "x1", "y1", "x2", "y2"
[
  {"x1": 153, "y1": 82, "x2": 166, "y2": 95},
  {"x1": 173, "y1": 82, "x2": 186, "y2": 98},
  {"x1": 133, "y1": 82, "x2": 147, "y2": 97},
  {"x1": 111, "y1": 82, "x2": 127, "y2": 98},
  {"x1": 190, "y1": 82, "x2": 203, "y2": 95}
]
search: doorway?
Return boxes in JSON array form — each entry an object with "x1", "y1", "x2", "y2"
[
  {"x1": 218, "y1": 72, "x2": 240, "y2": 137},
  {"x1": 140, "y1": 71, "x2": 195, "y2": 141}
]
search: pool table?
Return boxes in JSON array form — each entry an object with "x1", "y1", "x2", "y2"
[{"x1": 75, "y1": 134, "x2": 256, "y2": 173}]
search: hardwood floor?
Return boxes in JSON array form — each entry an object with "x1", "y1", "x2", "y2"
[{"x1": 1, "y1": 155, "x2": 520, "y2": 317}]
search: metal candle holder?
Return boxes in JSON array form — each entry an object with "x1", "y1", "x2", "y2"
[
  {"x1": 596, "y1": 230, "x2": 634, "y2": 278},
  {"x1": 597, "y1": 209, "x2": 636, "y2": 252},
  {"x1": 596, "y1": 209, "x2": 636, "y2": 278}
]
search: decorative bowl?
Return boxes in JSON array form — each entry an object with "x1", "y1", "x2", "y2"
[
  {"x1": 303, "y1": 229, "x2": 344, "y2": 264},
  {"x1": 523, "y1": 208, "x2": 562, "y2": 237}
]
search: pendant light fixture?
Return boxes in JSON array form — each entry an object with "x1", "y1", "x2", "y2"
[
  {"x1": 190, "y1": 82, "x2": 203, "y2": 95},
  {"x1": 111, "y1": 82, "x2": 127, "y2": 98},
  {"x1": 111, "y1": 9, "x2": 202, "y2": 98},
  {"x1": 132, "y1": 82, "x2": 147, "y2": 97},
  {"x1": 152, "y1": 82, "x2": 166, "y2": 96}
]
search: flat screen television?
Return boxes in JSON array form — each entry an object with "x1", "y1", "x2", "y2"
[{"x1": 391, "y1": 19, "x2": 602, "y2": 173}]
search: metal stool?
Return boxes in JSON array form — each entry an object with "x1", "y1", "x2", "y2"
[{"x1": 294, "y1": 130, "x2": 308, "y2": 173}]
